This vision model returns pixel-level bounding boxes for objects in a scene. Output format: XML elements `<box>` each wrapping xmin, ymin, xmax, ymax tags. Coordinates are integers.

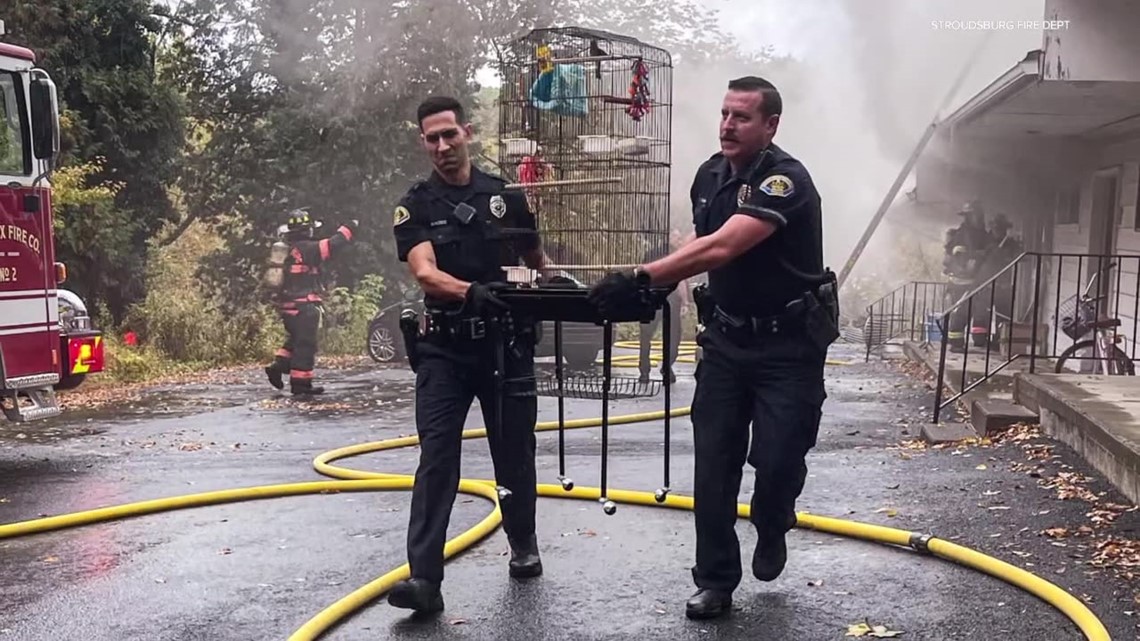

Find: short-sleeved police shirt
<box><xmin>690</xmin><ymin>143</ymin><xmax>824</xmax><ymax>318</ymax></box>
<box><xmin>392</xmin><ymin>166</ymin><xmax>539</xmax><ymax>308</ymax></box>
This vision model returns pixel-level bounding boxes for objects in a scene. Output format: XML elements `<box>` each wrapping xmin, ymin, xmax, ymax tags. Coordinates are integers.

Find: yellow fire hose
<box><xmin>0</xmin><ymin>341</ymin><xmax>1111</xmax><ymax>641</ymax></box>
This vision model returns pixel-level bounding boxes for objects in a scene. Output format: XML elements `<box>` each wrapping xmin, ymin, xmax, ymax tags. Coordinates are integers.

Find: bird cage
<box><xmin>495</xmin><ymin>26</ymin><xmax>673</xmax><ymax>285</ymax></box>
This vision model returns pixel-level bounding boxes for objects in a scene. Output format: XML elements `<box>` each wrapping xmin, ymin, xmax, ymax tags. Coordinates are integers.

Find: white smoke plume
<box><xmin>675</xmin><ymin>0</ymin><xmax>1044</xmax><ymax>297</ymax></box>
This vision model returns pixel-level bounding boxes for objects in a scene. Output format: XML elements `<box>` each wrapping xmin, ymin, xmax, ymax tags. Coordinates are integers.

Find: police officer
<box><xmin>588</xmin><ymin>76</ymin><xmax>835</xmax><ymax>620</ymax></box>
<box><xmin>387</xmin><ymin>96</ymin><xmax>547</xmax><ymax>615</ymax></box>
<box><xmin>264</xmin><ymin>209</ymin><xmax>356</xmax><ymax>395</ymax></box>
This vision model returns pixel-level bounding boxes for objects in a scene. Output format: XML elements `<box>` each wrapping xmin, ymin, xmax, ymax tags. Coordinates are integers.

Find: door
<box><xmin>0</xmin><ymin>67</ymin><xmax>56</xmax><ymax>384</ymax></box>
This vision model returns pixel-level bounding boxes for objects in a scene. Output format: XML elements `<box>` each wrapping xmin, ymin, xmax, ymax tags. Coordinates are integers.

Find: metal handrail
<box><xmin>931</xmin><ymin>251</ymin><xmax>1140</xmax><ymax>422</ymax></box>
<box><xmin>863</xmin><ymin>280</ymin><xmax>948</xmax><ymax>360</ymax></box>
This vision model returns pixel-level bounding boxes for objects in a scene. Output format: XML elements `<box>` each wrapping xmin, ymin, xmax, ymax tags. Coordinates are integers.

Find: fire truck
<box><xmin>1</xmin><ymin>20</ymin><xmax>104</xmax><ymax>422</ymax></box>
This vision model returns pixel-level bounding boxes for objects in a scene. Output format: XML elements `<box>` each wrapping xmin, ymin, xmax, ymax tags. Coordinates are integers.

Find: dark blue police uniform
<box><xmin>688</xmin><ymin>143</ymin><xmax>828</xmax><ymax>596</ymax></box>
<box><xmin>392</xmin><ymin>166</ymin><xmax>543</xmax><ymax>597</ymax></box>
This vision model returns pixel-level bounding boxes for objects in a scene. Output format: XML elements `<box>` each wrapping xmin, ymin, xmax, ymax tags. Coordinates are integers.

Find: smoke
<box><xmin>670</xmin><ymin>0</ymin><xmax>1044</xmax><ymax>294</ymax></box>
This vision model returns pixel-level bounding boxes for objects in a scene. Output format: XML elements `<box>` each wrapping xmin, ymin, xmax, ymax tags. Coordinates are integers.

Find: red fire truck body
<box><xmin>1</xmin><ymin>28</ymin><xmax>104</xmax><ymax>422</ymax></box>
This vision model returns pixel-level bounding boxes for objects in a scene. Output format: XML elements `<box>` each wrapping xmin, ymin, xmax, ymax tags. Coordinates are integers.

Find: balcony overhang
<box><xmin>938</xmin><ymin>49</ymin><xmax>1140</xmax><ymax>141</ymax></box>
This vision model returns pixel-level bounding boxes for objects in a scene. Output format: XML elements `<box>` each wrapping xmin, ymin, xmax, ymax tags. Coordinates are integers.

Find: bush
<box><xmin>318</xmin><ymin>274</ymin><xmax>386</xmax><ymax>357</ymax></box>
<box><xmin>116</xmin><ymin>220</ymin><xmax>282</xmax><ymax>369</ymax></box>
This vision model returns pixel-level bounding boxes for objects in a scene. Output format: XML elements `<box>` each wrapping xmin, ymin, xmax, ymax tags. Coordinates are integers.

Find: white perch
<box><xmin>546</xmin><ymin>54</ymin><xmax>632</xmax><ymax>64</ymax></box>
<box><xmin>504</xmin><ymin>177</ymin><xmax>623</xmax><ymax>189</ymax></box>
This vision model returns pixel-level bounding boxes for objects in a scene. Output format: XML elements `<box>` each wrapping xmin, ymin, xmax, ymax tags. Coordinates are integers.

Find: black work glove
<box><xmin>587</xmin><ymin>269</ymin><xmax>642</xmax><ymax>318</ymax></box>
<box><xmin>465</xmin><ymin>282</ymin><xmax>510</xmax><ymax>317</ymax></box>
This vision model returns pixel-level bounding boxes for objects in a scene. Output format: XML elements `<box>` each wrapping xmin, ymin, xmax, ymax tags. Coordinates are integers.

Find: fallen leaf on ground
<box><xmin>874</xmin><ymin>508</ymin><xmax>898</xmax><ymax>517</ymax></box>
<box><xmin>1090</xmin><ymin>537</ymin><xmax>1140</xmax><ymax>571</ymax></box>
<box><xmin>847</xmin><ymin>621</ymin><xmax>905</xmax><ymax>638</ymax></box>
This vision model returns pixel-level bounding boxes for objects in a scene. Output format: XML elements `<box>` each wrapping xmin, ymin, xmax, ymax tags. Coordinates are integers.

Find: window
<box><xmin>0</xmin><ymin>72</ymin><xmax>30</xmax><ymax>176</ymax></box>
<box><xmin>1056</xmin><ymin>184</ymin><xmax>1080</xmax><ymax>225</ymax></box>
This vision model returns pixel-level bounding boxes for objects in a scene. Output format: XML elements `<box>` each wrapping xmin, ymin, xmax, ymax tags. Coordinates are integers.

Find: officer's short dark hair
<box><xmin>416</xmin><ymin>96</ymin><xmax>467</xmax><ymax>129</ymax></box>
<box><xmin>727</xmin><ymin>76</ymin><xmax>782</xmax><ymax>118</ymax></box>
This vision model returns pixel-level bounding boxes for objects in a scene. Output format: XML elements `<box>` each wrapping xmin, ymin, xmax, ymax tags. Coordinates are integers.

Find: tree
<box><xmin>163</xmin><ymin>0</ymin><xmax>792</xmax><ymax>311</ymax></box>
<box><xmin>5</xmin><ymin>0</ymin><xmax>186</xmax><ymax>322</ymax></box>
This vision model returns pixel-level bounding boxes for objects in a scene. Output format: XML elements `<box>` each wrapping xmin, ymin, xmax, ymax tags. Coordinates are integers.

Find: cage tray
<box><xmin>533</xmin><ymin>372</ymin><xmax>661</xmax><ymax>400</ymax></box>
<box><xmin>498</xmin><ymin>285</ymin><xmax>671</xmax><ymax>324</ymax></box>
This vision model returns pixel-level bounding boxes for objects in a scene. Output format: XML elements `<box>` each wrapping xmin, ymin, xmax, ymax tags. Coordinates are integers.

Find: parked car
<box><xmin>366</xmin><ymin>277</ymin><xmax>610</xmax><ymax>370</ymax></box>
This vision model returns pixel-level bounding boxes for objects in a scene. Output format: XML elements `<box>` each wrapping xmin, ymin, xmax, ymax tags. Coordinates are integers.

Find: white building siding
<box><xmin>1044</xmin><ymin>0</ymin><xmax>1140</xmax><ymax>82</ymax></box>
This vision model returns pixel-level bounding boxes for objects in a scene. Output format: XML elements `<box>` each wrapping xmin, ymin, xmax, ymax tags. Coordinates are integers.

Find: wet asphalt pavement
<box><xmin>1</xmin><ymin>343</ymin><xmax>1138</xmax><ymax>641</ymax></box>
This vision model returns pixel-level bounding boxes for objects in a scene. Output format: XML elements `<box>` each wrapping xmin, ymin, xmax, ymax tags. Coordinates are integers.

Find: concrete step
<box><xmin>971</xmin><ymin>399</ymin><xmax>1040</xmax><ymax>436</ymax></box>
<box><xmin>1014</xmin><ymin>373</ymin><xmax>1140</xmax><ymax>505</ymax></box>
<box><xmin>921</xmin><ymin>422</ymin><xmax>979</xmax><ymax>445</ymax></box>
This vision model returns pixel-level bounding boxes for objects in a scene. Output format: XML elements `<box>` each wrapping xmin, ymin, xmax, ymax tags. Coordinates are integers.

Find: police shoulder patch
<box><xmin>393</xmin><ymin>205</ymin><xmax>411</xmax><ymax>226</ymax></box>
<box><xmin>758</xmin><ymin>174</ymin><xmax>795</xmax><ymax>198</ymax></box>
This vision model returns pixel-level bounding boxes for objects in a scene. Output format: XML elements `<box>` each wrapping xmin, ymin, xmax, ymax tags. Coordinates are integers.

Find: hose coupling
<box><xmin>908</xmin><ymin>532</ymin><xmax>934</xmax><ymax>555</ymax></box>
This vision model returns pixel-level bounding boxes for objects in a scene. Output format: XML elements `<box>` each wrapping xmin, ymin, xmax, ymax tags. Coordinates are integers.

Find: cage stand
<box><xmin>496</xmin><ymin>284</ymin><xmax>672</xmax><ymax>516</ymax></box>
<box><xmin>554</xmin><ymin>320</ymin><xmax>572</xmax><ymax>491</ymax></box>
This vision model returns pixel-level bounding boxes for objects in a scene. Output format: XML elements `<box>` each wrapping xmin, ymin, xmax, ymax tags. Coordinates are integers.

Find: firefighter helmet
<box><xmin>277</xmin><ymin>208</ymin><xmax>322</xmax><ymax>236</ymax></box>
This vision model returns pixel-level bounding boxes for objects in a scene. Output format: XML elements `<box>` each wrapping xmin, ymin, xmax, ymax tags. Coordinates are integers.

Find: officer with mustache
<box><xmin>588</xmin><ymin>76</ymin><xmax>836</xmax><ymax>619</ymax></box>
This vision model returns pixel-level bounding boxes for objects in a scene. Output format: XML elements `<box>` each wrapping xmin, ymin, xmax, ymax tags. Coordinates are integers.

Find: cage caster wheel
<box><xmin>600</xmin><ymin>498</ymin><xmax>617</xmax><ymax>515</ymax></box>
<box><xmin>496</xmin><ymin>486</ymin><xmax>513</xmax><ymax>502</ymax></box>
<box><xmin>558</xmin><ymin>476</ymin><xmax>574</xmax><ymax>492</ymax></box>
<box><xmin>654</xmin><ymin>487</ymin><xmax>670</xmax><ymax>503</ymax></box>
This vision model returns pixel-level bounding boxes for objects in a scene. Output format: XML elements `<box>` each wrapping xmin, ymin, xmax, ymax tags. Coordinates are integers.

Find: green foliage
<box><xmin>6</xmin><ymin>0</ymin><xmax>800</xmax><ymax>382</ymax></box>
<box><xmin>121</xmin><ymin>220</ymin><xmax>283</xmax><ymax>365</ymax></box>
<box><xmin>319</xmin><ymin>273</ymin><xmax>386</xmax><ymax>356</ymax></box>
<box><xmin>5</xmin><ymin>0</ymin><xmax>187</xmax><ymax>321</ymax></box>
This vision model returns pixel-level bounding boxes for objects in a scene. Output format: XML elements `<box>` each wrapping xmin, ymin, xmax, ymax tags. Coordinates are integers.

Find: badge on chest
<box><xmin>490</xmin><ymin>194</ymin><xmax>507</xmax><ymax>219</ymax></box>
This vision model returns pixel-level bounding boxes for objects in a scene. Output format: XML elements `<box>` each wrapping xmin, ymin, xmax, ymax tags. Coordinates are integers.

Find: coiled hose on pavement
<box><xmin>0</xmin><ymin>341</ymin><xmax>1111</xmax><ymax>641</ymax></box>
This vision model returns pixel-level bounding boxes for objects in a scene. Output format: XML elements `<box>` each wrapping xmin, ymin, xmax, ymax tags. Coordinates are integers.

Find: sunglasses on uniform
<box><xmin>423</xmin><ymin>128</ymin><xmax>462</xmax><ymax>144</ymax></box>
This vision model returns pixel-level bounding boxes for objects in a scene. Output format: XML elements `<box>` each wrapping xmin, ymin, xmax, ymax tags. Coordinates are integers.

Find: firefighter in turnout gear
<box><xmin>942</xmin><ymin>201</ymin><xmax>992</xmax><ymax>352</ymax></box>
<box><xmin>264</xmin><ymin>209</ymin><xmax>357</xmax><ymax>395</ymax></box>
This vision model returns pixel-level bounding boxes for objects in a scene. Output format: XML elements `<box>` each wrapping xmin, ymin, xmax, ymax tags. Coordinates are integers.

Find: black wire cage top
<box><xmin>495</xmin><ymin>26</ymin><xmax>674</xmax><ymax>285</ymax></box>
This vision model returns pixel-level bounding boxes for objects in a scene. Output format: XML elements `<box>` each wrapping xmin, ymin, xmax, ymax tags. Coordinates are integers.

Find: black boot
<box><xmin>290</xmin><ymin>378</ymin><xmax>325</xmax><ymax>396</ymax></box>
<box><xmin>752</xmin><ymin>530</ymin><xmax>788</xmax><ymax>581</ymax></box>
<box><xmin>387</xmin><ymin>578</ymin><xmax>444</xmax><ymax>615</ymax></box>
<box><xmin>685</xmin><ymin>588</ymin><xmax>732</xmax><ymax>620</ymax></box>
<box><xmin>264</xmin><ymin>357</ymin><xmax>289</xmax><ymax>390</ymax></box>
<box><xmin>508</xmin><ymin>534</ymin><xmax>543</xmax><ymax>578</ymax></box>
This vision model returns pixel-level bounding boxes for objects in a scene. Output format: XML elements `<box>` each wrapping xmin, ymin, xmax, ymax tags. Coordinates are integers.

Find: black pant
<box><xmin>690</xmin><ymin>319</ymin><xmax>826</xmax><ymax>592</ymax></box>
<box><xmin>276</xmin><ymin>304</ymin><xmax>321</xmax><ymax>378</ymax></box>
<box><xmin>406</xmin><ymin>331</ymin><xmax>538</xmax><ymax>584</ymax></box>
<box><xmin>639</xmin><ymin>291</ymin><xmax>682</xmax><ymax>376</ymax></box>
<box><xmin>944</xmin><ymin>282</ymin><xmax>978</xmax><ymax>349</ymax></box>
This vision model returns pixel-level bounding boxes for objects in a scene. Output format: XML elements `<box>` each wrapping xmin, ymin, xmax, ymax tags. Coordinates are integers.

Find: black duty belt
<box><xmin>712</xmin><ymin>304</ymin><xmax>806</xmax><ymax>337</ymax></box>
<box><xmin>426</xmin><ymin>312</ymin><xmax>488</xmax><ymax>341</ymax></box>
